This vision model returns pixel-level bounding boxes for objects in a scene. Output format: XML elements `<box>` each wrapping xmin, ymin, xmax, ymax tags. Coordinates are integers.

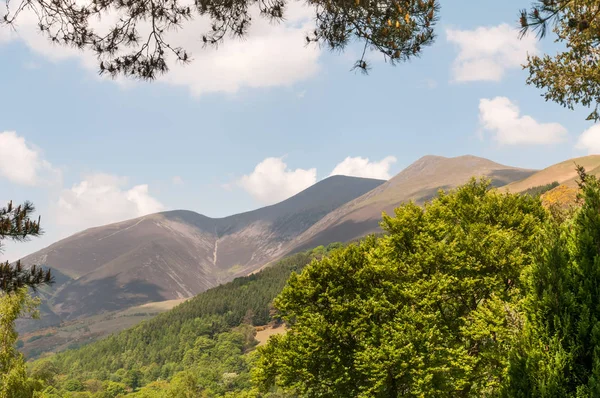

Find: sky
<box><xmin>1</xmin><ymin>0</ymin><xmax>599</xmax><ymax>261</ymax></box>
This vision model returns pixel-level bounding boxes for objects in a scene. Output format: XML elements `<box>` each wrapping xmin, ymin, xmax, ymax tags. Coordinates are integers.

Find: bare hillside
<box><xmin>20</xmin><ymin>175</ymin><xmax>385</xmax><ymax>321</ymax></box>
<box><xmin>280</xmin><ymin>155</ymin><xmax>536</xmax><ymax>254</ymax></box>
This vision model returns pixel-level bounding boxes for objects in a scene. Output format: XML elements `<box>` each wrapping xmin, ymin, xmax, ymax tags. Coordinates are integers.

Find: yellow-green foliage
<box><xmin>541</xmin><ymin>184</ymin><xmax>579</xmax><ymax>210</ymax></box>
<box><xmin>0</xmin><ymin>288</ymin><xmax>40</xmax><ymax>398</ymax></box>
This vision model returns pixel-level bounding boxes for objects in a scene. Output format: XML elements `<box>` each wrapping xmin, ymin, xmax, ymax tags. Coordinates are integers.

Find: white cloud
<box><xmin>0</xmin><ymin>3</ymin><xmax>320</xmax><ymax>96</ymax></box>
<box><xmin>329</xmin><ymin>156</ymin><xmax>397</xmax><ymax>179</ymax></box>
<box><xmin>172</xmin><ymin>176</ymin><xmax>184</xmax><ymax>185</ymax></box>
<box><xmin>56</xmin><ymin>173</ymin><xmax>164</xmax><ymax>231</ymax></box>
<box><xmin>576</xmin><ymin>125</ymin><xmax>600</xmax><ymax>154</ymax></box>
<box><xmin>446</xmin><ymin>24</ymin><xmax>538</xmax><ymax>82</ymax></box>
<box><xmin>238</xmin><ymin>157</ymin><xmax>316</xmax><ymax>205</ymax></box>
<box><xmin>0</xmin><ymin>131</ymin><xmax>60</xmax><ymax>186</ymax></box>
<box><xmin>479</xmin><ymin>97</ymin><xmax>567</xmax><ymax>145</ymax></box>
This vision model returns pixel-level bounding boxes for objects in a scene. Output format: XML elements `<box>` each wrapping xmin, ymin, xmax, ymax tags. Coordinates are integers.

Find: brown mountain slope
<box><xmin>21</xmin><ymin>175</ymin><xmax>385</xmax><ymax>320</ymax></box>
<box><xmin>279</xmin><ymin>155</ymin><xmax>536</xmax><ymax>254</ymax></box>
<box><xmin>504</xmin><ymin>155</ymin><xmax>600</xmax><ymax>192</ymax></box>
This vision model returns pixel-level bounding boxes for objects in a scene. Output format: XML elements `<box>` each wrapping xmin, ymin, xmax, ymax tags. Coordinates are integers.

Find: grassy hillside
<box><xmin>282</xmin><ymin>155</ymin><xmax>535</xmax><ymax>254</ymax></box>
<box><xmin>504</xmin><ymin>155</ymin><xmax>600</xmax><ymax>193</ymax></box>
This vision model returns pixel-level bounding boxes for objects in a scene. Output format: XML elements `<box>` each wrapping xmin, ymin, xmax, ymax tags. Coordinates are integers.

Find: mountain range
<box><xmin>18</xmin><ymin>154</ymin><xmax>600</xmax><ymax>346</ymax></box>
<box><xmin>21</xmin><ymin>175</ymin><xmax>384</xmax><ymax>322</ymax></box>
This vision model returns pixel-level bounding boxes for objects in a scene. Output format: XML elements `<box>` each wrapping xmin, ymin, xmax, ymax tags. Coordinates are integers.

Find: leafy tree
<box><xmin>505</xmin><ymin>166</ymin><xmax>600</xmax><ymax>397</ymax></box>
<box><xmin>254</xmin><ymin>179</ymin><xmax>547</xmax><ymax>397</ymax></box>
<box><xmin>29</xmin><ymin>359</ymin><xmax>60</xmax><ymax>387</ymax></box>
<box><xmin>33</xmin><ymin>386</ymin><xmax>62</xmax><ymax>398</ymax></box>
<box><xmin>64</xmin><ymin>379</ymin><xmax>85</xmax><ymax>392</ymax></box>
<box><xmin>0</xmin><ymin>201</ymin><xmax>53</xmax><ymax>293</ymax></box>
<box><xmin>0</xmin><ymin>287</ymin><xmax>41</xmax><ymax>398</ymax></box>
<box><xmin>167</xmin><ymin>371</ymin><xmax>200</xmax><ymax>398</ymax></box>
<box><xmin>1</xmin><ymin>0</ymin><xmax>439</xmax><ymax>79</ymax></box>
<box><xmin>0</xmin><ymin>200</ymin><xmax>54</xmax><ymax>397</ymax></box>
<box><xmin>103</xmin><ymin>381</ymin><xmax>128</xmax><ymax>397</ymax></box>
<box><xmin>520</xmin><ymin>0</ymin><xmax>600</xmax><ymax>121</ymax></box>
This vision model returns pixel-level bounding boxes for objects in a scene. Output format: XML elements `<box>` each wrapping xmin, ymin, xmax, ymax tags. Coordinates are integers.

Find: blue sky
<box><xmin>0</xmin><ymin>0</ymin><xmax>598</xmax><ymax>260</ymax></box>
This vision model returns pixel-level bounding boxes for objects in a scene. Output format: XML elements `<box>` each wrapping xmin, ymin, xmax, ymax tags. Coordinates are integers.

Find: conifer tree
<box><xmin>0</xmin><ymin>0</ymin><xmax>439</xmax><ymax>79</ymax></box>
<box><xmin>520</xmin><ymin>0</ymin><xmax>600</xmax><ymax>121</ymax></box>
<box><xmin>0</xmin><ymin>201</ymin><xmax>53</xmax><ymax>294</ymax></box>
<box><xmin>505</xmin><ymin>166</ymin><xmax>600</xmax><ymax>397</ymax></box>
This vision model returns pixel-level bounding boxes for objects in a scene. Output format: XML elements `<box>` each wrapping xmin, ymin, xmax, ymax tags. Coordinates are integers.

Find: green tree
<box><xmin>520</xmin><ymin>0</ymin><xmax>600</xmax><ymax>121</ymax></box>
<box><xmin>103</xmin><ymin>381</ymin><xmax>128</xmax><ymax>397</ymax></box>
<box><xmin>63</xmin><ymin>379</ymin><xmax>85</xmax><ymax>392</ymax></box>
<box><xmin>254</xmin><ymin>179</ymin><xmax>547</xmax><ymax>397</ymax></box>
<box><xmin>29</xmin><ymin>359</ymin><xmax>60</xmax><ymax>387</ymax></box>
<box><xmin>0</xmin><ymin>287</ymin><xmax>41</xmax><ymax>398</ymax></box>
<box><xmin>0</xmin><ymin>200</ymin><xmax>53</xmax><ymax>397</ymax></box>
<box><xmin>167</xmin><ymin>371</ymin><xmax>200</xmax><ymax>398</ymax></box>
<box><xmin>505</xmin><ymin>166</ymin><xmax>600</xmax><ymax>397</ymax></box>
<box><xmin>33</xmin><ymin>386</ymin><xmax>62</xmax><ymax>398</ymax></box>
<box><xmin>0</xmin><ymin>201</ymin><xmax>53</xmax><ymax>293</ymax></box>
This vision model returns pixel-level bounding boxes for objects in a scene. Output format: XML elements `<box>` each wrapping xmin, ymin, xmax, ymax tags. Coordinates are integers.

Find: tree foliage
<box><xmin>504</xmin><ymin>166</ymin><xmax>600</xmax><ymax>397</ymax></box>
<box><xmin>1</xmin><ymin>0</ymin><xmax>439</xmax><ymax>79</ymax></box>
<box><xmin>0</xmin><ymin>288</ymin><xmax>41</xmax><ymax>398</ymax></box>
<box><xmin>520</xmin><ymin>0</ymin><xmax>600</xmax><ymax>121</ymax></box>
<box><xmin>254</xmin><ymin>179</ymin><xmax>547</xmax><ymax>397</ymax></box>
<box><xmin>0</xmin><ymin>201</ymin><xmax>53</xmax><ymax>294</ymax></box>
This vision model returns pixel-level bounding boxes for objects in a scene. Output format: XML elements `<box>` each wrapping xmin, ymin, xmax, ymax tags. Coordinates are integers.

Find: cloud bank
<box><xmin>479</xmin><ymin>97</ymin><xmax>567</xmax><ymax>145</ymax></box>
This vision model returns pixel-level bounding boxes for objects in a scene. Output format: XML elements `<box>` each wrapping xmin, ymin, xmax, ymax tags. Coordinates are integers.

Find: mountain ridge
<box><xmin>274</xmin><ymin>154</ymin><xmax>536</xmax><ymax>256</ymax></box>
<box><xmin>20</xmin><ymin>175</ymin><xmax>385</xmax><ymax>321</ymax></box>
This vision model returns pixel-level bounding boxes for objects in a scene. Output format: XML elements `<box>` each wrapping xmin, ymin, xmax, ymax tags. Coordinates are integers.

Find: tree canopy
<box><xmin>504</xmin><ymin>166</ymin><xmax>600</xmax><ymax>397</ymax></box>
<box><xmin>0</xmin><ymin>288</ymin><xmax>42</xmax><ymax>398</ymax></box>
<box><xmin>254</xmin><ymin>179</ymin><xmax>548</xmax><ymax>397</ymax></box>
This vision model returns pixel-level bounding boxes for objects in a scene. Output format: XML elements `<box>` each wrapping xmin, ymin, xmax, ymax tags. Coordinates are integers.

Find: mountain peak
<box><xmin>20</xmin><ymin>175</ymin><xmax>384</xmax><ymax>321</ymax></box>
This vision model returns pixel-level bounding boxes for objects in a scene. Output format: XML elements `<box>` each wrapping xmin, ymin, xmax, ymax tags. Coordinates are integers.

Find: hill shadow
<box><xmin>54</xmin><ymin>275</ymin><xmax>165</xmax><ymax>320</ymax></box>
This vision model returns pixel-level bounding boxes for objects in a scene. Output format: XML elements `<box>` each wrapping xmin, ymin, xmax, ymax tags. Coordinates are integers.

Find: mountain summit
<box><xmin>21</xmin><ymin>175</ymin><xmax>384</xmax><ymax>321</ymax></box>
<box><xmin>280</xmin><ymin>155</ymin><xmax>536</xmax><ymax>253</ymax></box>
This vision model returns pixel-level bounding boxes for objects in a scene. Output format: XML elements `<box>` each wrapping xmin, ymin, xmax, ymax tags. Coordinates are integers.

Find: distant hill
<box><xmin>20</xmin><ymin>175</ymin><xmax>384</xmax><ymax>321</ymax></box>
<box><xmin>500</xmin><ymin>155</ymin><xmax>600</xmax><ymax>211</ymax></box>
<box><xmin>504</xmin><ymin>155</ymin><xmax>600</xmax><ymax>193</ymax></box>
<box><xmin>279</xmin><ymin>155</ymin><xmax>536</xmax><ymax>254</ymax></box>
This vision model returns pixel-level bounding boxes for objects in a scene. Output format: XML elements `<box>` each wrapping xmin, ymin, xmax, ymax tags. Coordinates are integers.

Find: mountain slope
<box><xmin>504</xmin><ymin>155</ymin><xmax>600</xmax><ymax>192</ymax></box>
<box><xmin>21</xmin><ymin>175</ymin><xmax>384</xmax><ymax>320</ymax></box>
<box><xmin>280</xmin><ymin>155</ymin><xmax>536</xmax><ymax>254</ymax></box>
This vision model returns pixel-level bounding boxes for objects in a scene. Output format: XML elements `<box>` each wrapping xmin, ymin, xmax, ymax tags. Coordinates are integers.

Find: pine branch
<box><xmin>0</xmin><ymin>260</ymin><xmax>54</xmax><ymax>293</ymax></box>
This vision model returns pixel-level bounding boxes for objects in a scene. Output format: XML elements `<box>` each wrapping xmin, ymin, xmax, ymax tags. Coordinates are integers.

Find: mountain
<box><xmin>278</xmin><ymin>155</ymin><xmax>536</xmax><ymax>254</ymax></box>
<box><xmin>20</xmin><ymin>175</ymin><xmax>385</xmax><ymax>320</ymax></box>
<box><xmin>504</xmin><ymin>155</ymin><xmax>600</xmax><ymax>192</ymax></box>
